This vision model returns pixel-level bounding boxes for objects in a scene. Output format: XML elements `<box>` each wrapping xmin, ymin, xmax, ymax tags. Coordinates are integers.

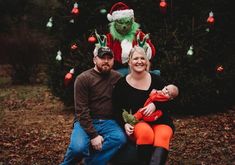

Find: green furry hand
<box><xmin>122</xmin><ymin>109</ymin><xmax>139</xmax><ymax>126</ymax></box>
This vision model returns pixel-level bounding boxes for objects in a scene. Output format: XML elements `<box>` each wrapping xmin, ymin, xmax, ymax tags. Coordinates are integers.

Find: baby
<box><xmin>123</xmin><ymin>84</ymin><xmax>179</xmax><ymax>125</ymax></box>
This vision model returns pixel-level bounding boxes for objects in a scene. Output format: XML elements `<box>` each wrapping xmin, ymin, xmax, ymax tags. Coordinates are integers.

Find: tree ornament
<box><xmin>207</xmin><ymin>11</ymin><xmax>215</xmax><ymax>24</ymax></box>
<box><xmin>159</xmin><ymin>0</ymin><xmax>167</xmax><ymax>14</ymax></box>
<box><xmin>216</xmin><ymin>65</ymin><xmax>224</xmax><ymax>73</ymax></box>
<box><xmin>100</xmin><ymin>8</ymin><xmax>107</xmax><ymax>14</ymax></box>
<box><xmin>71</xmin><ymin>43</ymin><xmax>78</xmax><ymax>50</ymax></box>
<box><xmin>69</xmin><ymin>19</ymin><xmax>75</xmax><ymax>23</ymax></box>
<box><xmin>160</xmin><ymin>0</ymin><xmax>167</xmax><ymax>8</ymax></box>
<box><xmin>71</xmin><ymin>2</ymin><xmax>79</xmax><ymax>14</ymax></box>
<box><xmin>88</xmin><ymin>36</ymin><xmax>97</xmax><ymax>43</ymax></box>
<box><xmin>46</xmin><ymin>17</ymin><xmax>53</xmax><ymax>28</ymax></box>
<box><xmin>64</xmin><ymin>68</ymin><xmax>74</xmax><ymax>86</ymax></box>
<box><xmin>187</xmin><ymin>45</ymin><xmax>194</xmax><ymax>56</ymax></box>
<box><xmin>55</xmin><ymin>50</ymin><xmax>62</xmax><ymax>61</ymax></box>
<box><xmin>205</xmin><ymin>28</ymin><xmax>210</xmax><ymax>32</ymax></box>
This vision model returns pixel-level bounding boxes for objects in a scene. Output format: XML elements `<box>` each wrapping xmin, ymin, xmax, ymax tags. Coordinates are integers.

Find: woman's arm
<box><xmin>112</xmin><ymin>78</ymin><xmax>127</xmax><ymax>127</ymax></box>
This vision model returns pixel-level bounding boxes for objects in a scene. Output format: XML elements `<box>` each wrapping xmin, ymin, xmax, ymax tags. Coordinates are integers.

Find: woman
<box><xmin>113</xmin><ymin>46</ymin><xmax>175</xmax><ymax>165</ymax></box>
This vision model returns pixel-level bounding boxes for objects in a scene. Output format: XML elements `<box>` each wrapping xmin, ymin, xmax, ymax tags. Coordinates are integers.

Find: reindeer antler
<box><xmin>137</xmin><ymin>32</ymin><xmax>150</xmax><ymax>48</ymax></box>
<box><xmin>95</xmin><ymin>29</ymin><xmax>107</xmax><ymax>47</ymax></box>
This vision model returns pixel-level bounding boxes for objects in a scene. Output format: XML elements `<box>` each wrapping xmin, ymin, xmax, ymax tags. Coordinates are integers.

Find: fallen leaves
<box><xmin>169</xmin><ymin>109</ymin><xmax>235</xmax><ymax>165</ymax></box>
<box><xmin>0</xmin><ymin>85</ymin><xmax>234</xmax><ymax>165</ymax></box>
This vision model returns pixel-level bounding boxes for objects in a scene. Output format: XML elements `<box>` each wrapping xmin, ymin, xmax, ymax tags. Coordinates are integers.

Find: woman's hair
<box><xmin>128</xmin><ymin>46</ymin><xmax>150</xmax><ymax>71</ymax></box>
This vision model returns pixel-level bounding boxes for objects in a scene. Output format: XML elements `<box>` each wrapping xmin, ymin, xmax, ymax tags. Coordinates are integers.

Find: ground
<box><xmin>0</xmin><ymin>85</ymin><xmax>234</xmax><ymax>165</ymax></box>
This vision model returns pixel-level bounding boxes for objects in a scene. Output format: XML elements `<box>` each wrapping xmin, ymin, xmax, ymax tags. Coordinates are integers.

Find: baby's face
<box><xmin>162</xmin><ymin>85</ymin><xmax>178</xmax><ymax>99</ymax></box>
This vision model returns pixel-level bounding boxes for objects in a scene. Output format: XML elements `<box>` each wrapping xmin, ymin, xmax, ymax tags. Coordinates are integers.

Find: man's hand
<box><xmin>90</xmin><ymin>135</ymin><xmax>104</xmax><ymax>151</ymax></box>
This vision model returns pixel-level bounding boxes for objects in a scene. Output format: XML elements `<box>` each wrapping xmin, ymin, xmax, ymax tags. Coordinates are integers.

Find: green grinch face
<box><xmin>114</xmin><ymin>17</ymin><xmax>133</xmax><ymax>35</ymax></box>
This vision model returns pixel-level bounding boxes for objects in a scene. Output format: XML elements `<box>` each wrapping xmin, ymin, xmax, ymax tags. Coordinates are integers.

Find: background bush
<box><xmin>0</xmin><ymin>0</ymin><xmax>234</xmax><ymax>114</ymax></box>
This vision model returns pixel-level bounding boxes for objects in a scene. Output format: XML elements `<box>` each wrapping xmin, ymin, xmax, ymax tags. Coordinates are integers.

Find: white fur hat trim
<box><xmin>107</xmin><ymin>9</ymin><xmax>134</xmax><ymax>22</ymax></box>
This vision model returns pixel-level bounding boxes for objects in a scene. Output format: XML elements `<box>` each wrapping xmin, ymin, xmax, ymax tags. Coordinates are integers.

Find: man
<box><xmin>60</xmin><ymin>47</ymin><xmax>127</xmax><ymax>165</ymax></box>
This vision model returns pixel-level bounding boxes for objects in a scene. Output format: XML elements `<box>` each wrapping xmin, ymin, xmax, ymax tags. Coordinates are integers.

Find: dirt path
<box><xmin>0</xmin><ymin>85</ymin><xmax>234</xmax><ymax>165</ymax></box>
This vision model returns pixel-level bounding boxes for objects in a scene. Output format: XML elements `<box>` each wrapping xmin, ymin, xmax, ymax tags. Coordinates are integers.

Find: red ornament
<box><xmin>88</xmin><ymin>36</ymin><xmax>97</xmax><ymax>43</ymax></box>
<box><xmin>216</xmin><ymin>65</ymin><xmax>224</xmax><ymax>73</ymax></box>
<box><xmin>64</xmin><ymin>73</ymin><xmax>73</xmax><ymax>86</ymax></box>
<box><xmin>207</xmin><ymin>11</ymin><xmax>215</xmax><ymax>24</ymax></box>
<box><xmin>64</xmin><ymin>69</ymin><xmax>74</xmax><ymax>86</ymax></box>
<box><xmin>207</xmin><ymin>17</ymin><xmax>215</xmax><ymax>24</ymax></box>
<box><xmin>159</xmin><ymin>0</ymin><xmax>167</xmax><ymax>14</ymax></box>
<box><xmin>71</xmin><ymin>3</ymin><xmax>79</xmax><ymax>14</ymax></box>
<box><xmin>65</xmin><ymin>72</ymin><xmax>73</xmax><ymax>80</ymax></box>
<box><xmin>160</xmin><ymin>0</ymin><xmax>167</xmax><ymax>8</ymax></box>
<box><xmin>71</xmin><ymin>44</ymin><xmax>78</xmax><ymax>50</ymax></box>
<box><xmin>71</xmin><ymin>7</ymin><xmax>79</xmax><ymax>14</ymax></box>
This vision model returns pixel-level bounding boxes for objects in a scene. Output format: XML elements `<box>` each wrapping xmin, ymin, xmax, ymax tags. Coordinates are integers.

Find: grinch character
<box><xmin>106</xmin><ymin>2</ymin><xmax>158</xmax><ymax>75</ymax></box>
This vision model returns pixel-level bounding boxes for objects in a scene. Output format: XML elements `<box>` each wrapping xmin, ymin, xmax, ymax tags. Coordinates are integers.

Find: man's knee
<box><xmin>117</xmin><ymin>131</ymin><xmax>127</xmax><ymax>144</ymax></box>
<box><xmin>113</xmin><ymin>131</ymin><xmax>127</xmax><ymax>147</ymax></box>
<box><xmin>69</xmin><ymin>141</ymin><xmax>89</xmax><ymax>157</ymax></box>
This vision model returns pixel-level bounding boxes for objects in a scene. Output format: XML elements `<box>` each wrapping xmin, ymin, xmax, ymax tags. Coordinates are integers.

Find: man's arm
<box><xmin>74</xmin><ymin>74</ymin><xmax>98</xmax><ymax>139</ymax></box>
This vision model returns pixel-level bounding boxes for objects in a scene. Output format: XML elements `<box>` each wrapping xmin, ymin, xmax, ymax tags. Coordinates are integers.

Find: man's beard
<box><xmin>96</xmin><ymin>64</ymin><xmax>112</xmax><ymax>74</ymax></box>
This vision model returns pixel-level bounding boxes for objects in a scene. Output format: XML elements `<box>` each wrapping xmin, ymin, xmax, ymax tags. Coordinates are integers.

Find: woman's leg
<box><xmin>152</xmin><ymin>124</ymin><xmax>173</xmax><ymax>150</ymax></box>
<box><xmin>149</xmin><ymin>124</ymin><xmax>173</xmax><ymax>165</ymax></box>
<box><xmin>134</xmin><ymin>122</ymin><xmax>155</xmax><ymax>165</ymax></box>
<box><xmin>134</xmin><ymin>121</ymin><xmax>154</xmax><ymax>145</ymax></box>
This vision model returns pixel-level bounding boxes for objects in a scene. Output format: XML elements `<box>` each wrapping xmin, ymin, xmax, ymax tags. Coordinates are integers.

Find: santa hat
<box><xmin>107</xmin><ymin>2</ymin><xmax>134</xmax><ymax>22</ymax></box>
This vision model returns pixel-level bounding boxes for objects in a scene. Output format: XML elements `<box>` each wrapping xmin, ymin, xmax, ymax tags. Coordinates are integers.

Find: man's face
<box><xmin>114</xmin><ymin>17</ymin><xmax>133</xmax><ymax>35</ymax></box>
<box><xmin>94</xmin><ymin>55</ymin><xmax>114</xmax><ymax>74</ymax></box>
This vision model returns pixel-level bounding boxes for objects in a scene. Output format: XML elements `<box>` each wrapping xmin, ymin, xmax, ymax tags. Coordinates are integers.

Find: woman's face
<box><xmin>129</xmin><ymin>51</ymin><xmax>148</xmax><ymax>73</ymax></box>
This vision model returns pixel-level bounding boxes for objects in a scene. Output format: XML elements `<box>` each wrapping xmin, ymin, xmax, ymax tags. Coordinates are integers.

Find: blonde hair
<box><xmin>128</xmin><ymin>46</ymin><xmax>150</xmax><ymax>71</ymax></box>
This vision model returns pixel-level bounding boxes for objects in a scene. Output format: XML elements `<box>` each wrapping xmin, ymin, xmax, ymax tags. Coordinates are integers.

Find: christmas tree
<box><xmin>46</xmin><ymin>0</ymin><xmax>235</xmax><ymax>114</ymax></box>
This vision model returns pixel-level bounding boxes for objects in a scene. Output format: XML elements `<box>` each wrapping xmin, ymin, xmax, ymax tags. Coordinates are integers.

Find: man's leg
<box><xmin>60</xmin><ymin>122</ymin><xmax>90</xmax><ymax>165</ymax></box>
<box><xmin>84</xmin><ymin>119</ymin><xmax>127</xmax><ymax>165</ymax></box>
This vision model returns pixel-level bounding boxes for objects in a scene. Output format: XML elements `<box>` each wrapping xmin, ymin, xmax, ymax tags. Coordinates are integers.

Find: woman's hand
<box><xmin>124</xmin><ymin>123</ymin><xmax>134</xmax><ymax>136</ymax></box>
<box><xmin>139</xmin><ymin>102</ymin><xmax>156</xmax><ymax>116</ymax></box>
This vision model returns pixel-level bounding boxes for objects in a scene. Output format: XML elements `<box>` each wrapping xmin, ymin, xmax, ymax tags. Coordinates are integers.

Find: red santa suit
<box><xmin>106</xmin><ymin>30</ymin><xmax>156</xmax><ymax>70</ymax></box>
<box><xmin>106</xmin><ymin>2</ymin><xmax>156</xmax><ymax>70</ymax></box>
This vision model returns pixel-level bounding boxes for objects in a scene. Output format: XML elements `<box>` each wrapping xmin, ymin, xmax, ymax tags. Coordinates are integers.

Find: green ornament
<box><xmin>100</xmin><ymin>8</ymin><xmax>107</xmax><ymax>14</ymax></box>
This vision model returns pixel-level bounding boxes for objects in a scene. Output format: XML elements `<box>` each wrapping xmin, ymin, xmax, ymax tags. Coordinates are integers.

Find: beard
<box><xmin>96</xmin><ymin>63</ymin><xmax>112</xmax><ymax>74</ymax></box>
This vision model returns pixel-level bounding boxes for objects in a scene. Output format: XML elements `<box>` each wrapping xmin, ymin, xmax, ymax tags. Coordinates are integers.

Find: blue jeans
<box><xmin>60</xmin><ymin>120</ymin><xmax>127</xmax><ymax>165</ymax></box>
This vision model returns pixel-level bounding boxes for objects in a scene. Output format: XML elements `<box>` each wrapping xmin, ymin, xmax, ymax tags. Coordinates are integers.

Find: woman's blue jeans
<box><xmin>60</xmin><ymin>120</ymin><xmax>127</xmax><ymax>165</ymax></box>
